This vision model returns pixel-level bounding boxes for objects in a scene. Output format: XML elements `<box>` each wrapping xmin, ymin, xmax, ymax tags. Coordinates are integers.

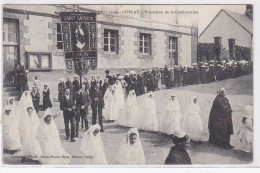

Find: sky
<box><xmin>198</xmin><ymin>5</ymin><xmax>247</xmax><ymax>35</ymax></box>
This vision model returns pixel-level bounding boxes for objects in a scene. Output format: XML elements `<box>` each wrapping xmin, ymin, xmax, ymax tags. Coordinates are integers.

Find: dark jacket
<box><xmin>60</xmin><ymin>94</ymin><xmax>76</xmax><ymax>116</ymax></box>
<box><xmin>76</xmin><ymin>91</ymin><xmax>91</xmax><ymax>114</ymax></box>
<box><xmin>72</xmin><ymin>80</ymin><xmax>80</xmax><ymax>93</ymax></box>
<box><xmin>89</xmin><ymin>87</ymin><xmax>105</xmax><ymax>109</ymax></box>
<box><xmin>165</xmin><ymin>145</ymin><xmax>192</xmax><ymax>165</ymax></box>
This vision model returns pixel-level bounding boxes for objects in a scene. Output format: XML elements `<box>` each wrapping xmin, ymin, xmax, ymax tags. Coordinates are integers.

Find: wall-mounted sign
<box><xmin>60</xmin><ymin>12</ymin><xmax>97</xmax><ymax>63</ymax></box>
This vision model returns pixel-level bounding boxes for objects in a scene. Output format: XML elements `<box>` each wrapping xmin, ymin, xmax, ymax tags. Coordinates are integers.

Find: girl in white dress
<box><xmin>159</xmin><ymin>94</ymin><xmax>182</xmax><ymax>135</ymax></box>
<box><xmin>237</xmin><ymin>105</ymin><xmax>253</xmax><ymax>153</ymax></box>
<box><xmin>3</xmin><ymin>105</ymin><xmax>22</xmax><ymax>153</ymax></box>
<box><xmin>181</xmin><ymin>96</ymin><xmax>203</xmax><ymax>142</ymax></box>
<box><xmin>114</xmin><ymin>80</ymin><xmax>125</xmax><ymax>109</ymax></box>
<box><xmin>117</xmin><ymin>90</ymin><xmax>138</xmax><ymax>127</ymax></box>
<box><xmin>19</xmin><ymin>106</ymin><xmax>42</xmax><ymax>163</ymax></box>
<box><xmin>6</xmin><ymin>97</ymin><xmax>18</xmax><ymax>120</ymax></box>
<box><xmin>137</xmin><ymin>92</ymin><xmax>158</xmax><ymax>132</ymax></box>
<box><xmin>80</xmin><ymin>124</ymin><xmax>107</xmax><ymax>165</ymax></box>
<box><xmin>37</xmin><ymin>108</ymin><xmax>71</xmax><ymax>164</ymax></box>
<box><xmin>103</xmin><ymin>86</ymin><xmax>119</xmax><ymax>121</ymax></box>
<box><xmin>116</xmin><ymin>128</ymin><xmax>145</xmax><ymax>165</ymax></box>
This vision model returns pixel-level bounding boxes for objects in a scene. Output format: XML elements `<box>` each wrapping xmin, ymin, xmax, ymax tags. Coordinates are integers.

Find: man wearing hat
<box><xmin>208</xmin><ymin>88</ymin><xmax>234</xmax><ymax>149</ymax></box>
<box><xmin>105</xmin><ymin>70</ymin><xmax>113</xmax><ymax>85</ymax></box>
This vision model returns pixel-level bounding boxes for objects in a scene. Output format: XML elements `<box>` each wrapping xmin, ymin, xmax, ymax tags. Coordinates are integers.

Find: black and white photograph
<box><xmin>1</xmin><ymin>3</ymin><xmax>257</xmax><ymax>167</ymax></box>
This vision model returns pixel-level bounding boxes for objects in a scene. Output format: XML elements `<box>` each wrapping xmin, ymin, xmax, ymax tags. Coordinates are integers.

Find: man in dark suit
<box><xmin>89</xmin><ymin>83</ymin><xmax>105</xmax><ymax>132</ymax></box>
<box><xmin>60</xmin><ymin>88</ymin><xmax>76</xmax><ymax>142</ymax></box>
<box><xmin>65</xmin><ymin>77</ymin><xmax>73</xmax><ymax>92</ymax></box>
<box><xmin>72</xmin><ymin>76</ymin><xmax>80</xmax><ymax>96</ymax></box>
<box><xmin>31</xmin><ymin>86</ymin><xmax>40</xmax><ymax>113</ymax></box>
<box><xmin>75</xmin><ymin>84</ymin><xmax>91</xmax><ymax>136</ymax></box>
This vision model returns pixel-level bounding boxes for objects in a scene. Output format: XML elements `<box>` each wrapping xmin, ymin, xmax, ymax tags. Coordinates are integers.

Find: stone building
<box><xmin>3</xmin><ymin>4</ymin><xmax>198</xmax><ymax>77</ymax></box>
<box><xmin>199</xmin><ymin>5</ymin><xmax>253</xmax><ymax>61</ymax></box>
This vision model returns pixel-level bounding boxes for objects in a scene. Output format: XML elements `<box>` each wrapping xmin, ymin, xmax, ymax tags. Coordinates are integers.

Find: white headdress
<box><xmin>115</xmin><ymin>128</ymin><xmax>145</xmax><ymax>165</ymax></box>
<box><xmin>80</xmin><ymin>124</ymin><xmax>107</xmax><ymax>165</ymax></box>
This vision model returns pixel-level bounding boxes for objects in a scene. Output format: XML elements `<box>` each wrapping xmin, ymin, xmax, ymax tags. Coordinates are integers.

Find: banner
<box><xmin>60</xmin><ymin>12</ymin><xmax>97</xmax><ymax>62</ymax></box>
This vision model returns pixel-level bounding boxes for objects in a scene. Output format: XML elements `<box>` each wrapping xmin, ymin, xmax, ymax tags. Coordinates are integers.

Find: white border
<box><xmin>0</xmin><ymin>0</ymin><xmax>260</xmax><ymax>171</ymax></box>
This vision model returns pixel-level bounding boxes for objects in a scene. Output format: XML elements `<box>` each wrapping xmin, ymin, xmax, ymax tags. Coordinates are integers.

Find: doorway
<box><xmin>3</xmin><ymin>18</ymin><xmax>20</xmax><ymax>80</ymax></box>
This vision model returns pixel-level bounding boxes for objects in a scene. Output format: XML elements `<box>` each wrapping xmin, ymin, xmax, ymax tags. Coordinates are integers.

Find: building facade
<box><xmin>3</xmin><ymin>5</ymin><xmax>198</xmax><ymax>76</ymax></box>
<box><xmin>199</xmin><ymin>7</ymin><xmax>253</xmax><ymax>61</ymax></box>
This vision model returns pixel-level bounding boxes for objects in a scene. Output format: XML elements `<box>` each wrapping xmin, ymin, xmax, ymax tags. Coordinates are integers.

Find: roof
<box><xmin>199</xmin><ymin>9</ymin><xmax>253</xmax><ymax>37</ymax></box>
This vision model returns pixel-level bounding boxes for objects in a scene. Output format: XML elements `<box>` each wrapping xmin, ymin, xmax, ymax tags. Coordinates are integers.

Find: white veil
<box><xmin>3</xmin><ymin>105</ymin><xmax>22</xmax><ymax>151</ymax></box>
<box><xmin>159</xmin><ymin>94</ymin><xmax>181</xmax><ymax>134</ymax></box>
<box><xmin>18</xmin><ymin>91</ymin><xmax>42</xmax><ymax>160</ymax></box>
<box><xmin>80</xmin><ymin>124</ymin><xmax>107</xmax><ymax>165</ymax></box>
<box><xmin>115</xmin><ymin>128</ymin><xmax>145</xmax><ymax>165</ymax></box>
<box><xmin>37</xmin><ymin>108</ymin><xmax>71</xmax><ymax>164</ymax></box>
<box><xmin>181</xmin><ymin>96</ymin><xmax>203</xmax><ymax>141</ymax></box>
<box><xmin>115</xmin><ymin>80</ymin><xmax>125</xmax><ymax>109</ymax></box>
<box><xmin>6</xmin><ymin>97</ymin><xmax>18</xmax><ymax>120</ymax></box>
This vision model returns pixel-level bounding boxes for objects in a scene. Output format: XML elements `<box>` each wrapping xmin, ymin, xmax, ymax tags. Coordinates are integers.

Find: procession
<box><xmin>2</xmin><ymin>4</ymin><xmax>254</xmax><ymax>166</ymax></box>
<box><xmin>3</xmin><ymin>61</ymin><xmax>253</xmax><ymax>165</ymax></box>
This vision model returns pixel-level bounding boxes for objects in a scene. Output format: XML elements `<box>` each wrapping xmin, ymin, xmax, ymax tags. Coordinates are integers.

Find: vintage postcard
<box><xmin>1</xmin><ymin>3</ymin><xmax>255</xmax><ymax>166</ymax></box>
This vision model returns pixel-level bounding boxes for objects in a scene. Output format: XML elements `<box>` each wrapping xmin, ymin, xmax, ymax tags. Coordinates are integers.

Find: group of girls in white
<box><xmin>3</xmin><ymin>85</ymin><xmax>253</xmax><ymax>165</ymax></box>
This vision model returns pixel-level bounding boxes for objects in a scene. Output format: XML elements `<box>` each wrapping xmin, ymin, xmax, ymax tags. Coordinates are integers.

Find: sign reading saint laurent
<box><xmin>60</xmin><ymin>12</ymin><xmax>97</xmax><ymax>61</ymax></box>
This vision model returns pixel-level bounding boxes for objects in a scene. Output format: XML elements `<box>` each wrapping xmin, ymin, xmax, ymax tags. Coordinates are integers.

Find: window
<box><xmin>3</xmin><ymin>19</ymin><xmax>19</xmax><ymax>76</ymax></box>
<box><xmin>57</xmin><ymin>23</ymin><xmax>63</xmax><ymax>50</ymax></box>
<box><xmin>169</xmin><ymin>37</ymin><xmax>178</xmax><ymax>65</ymax></box>
<box><xmin>139</xmin><ymin>33</ymin><xmax>151</xmax><ymax>54</ymax></box>
<box><xmin>27</xmin><ymin>52</ymin><xmax>52</xmax><ymax>71</ymax></box>
<box><xmin>104</xmin><ymin>29</ymin><xmax>118</xmax><ymax>53</ymax></box>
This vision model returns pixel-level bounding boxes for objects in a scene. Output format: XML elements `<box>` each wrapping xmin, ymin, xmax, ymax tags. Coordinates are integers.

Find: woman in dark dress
<box><xmin>42</xmin><ymin>84</ymin><xmax>53</xmax><ymax>111</ymax></box>
<box><xmin>165</xmin><ymin>132</ymin><xmax>192</xmax><ymax>165</ymax></box>
<box><xmin>208</xmin><ymin>88</ymin><xmax>234</xmax><ymax>149</ymax></box>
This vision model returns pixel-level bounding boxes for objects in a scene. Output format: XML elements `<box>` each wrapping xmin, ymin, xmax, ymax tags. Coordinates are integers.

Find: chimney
<box><xmin>214</xmin><ymin>37</ymin><xmax>222</xmax><ymax>61</ymax></box>
<box><xmin>228</xmin><ymin>38</ymin><xmax>236</xmax><ymax>60</ymax></box>
<box><xmin>245</xmin><ymin>4</ymin><xmax>253</xmax><ymax>20</ymax></box>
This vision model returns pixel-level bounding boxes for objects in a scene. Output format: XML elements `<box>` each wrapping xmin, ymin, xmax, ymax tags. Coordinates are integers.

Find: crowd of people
<box><xmin>162</xmin><ymin>60</ymin><xmax>252</xmax><ymax>88</ymax></box>
<box><xmin>3</xmin><ymin>59</ymin><xmax>253</xmax><ymax>165</ymax></box>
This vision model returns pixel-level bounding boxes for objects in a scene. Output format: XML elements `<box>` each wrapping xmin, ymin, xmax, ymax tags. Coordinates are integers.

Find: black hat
<box><xmin>105</xmin><ymin>70</ymin><xmax>110</xmax><ymax>74</ymax></box>
<box><xmin>171</xmin><ymin>134</ymin><xmax>190</xmax><ymax>144</ymax></box>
